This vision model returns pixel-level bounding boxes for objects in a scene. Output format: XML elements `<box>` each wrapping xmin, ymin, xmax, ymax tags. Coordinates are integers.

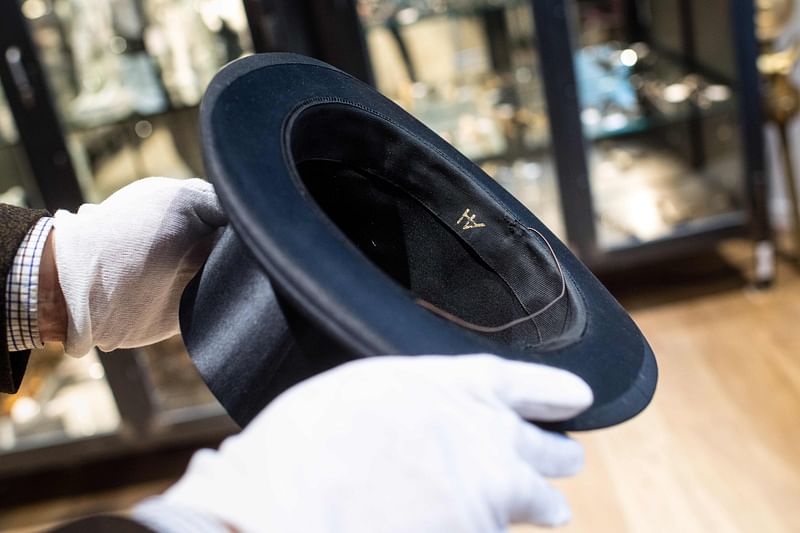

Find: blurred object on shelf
<box><xmin>756</xmin><ymin>0</ymin><xmax>795</xmax><ymax>42</ymax></box>
<box><xmin>591</xmin><ymin>141</ymin><xmax>739</xmax><ymax>246</ymax></box>
<box><xmin>68</xmin><ymin>107</ymin><xmax>202</xmax><ymax>201</ymax></box>
<box><xmin>757</xmin><ymin>0</ymin><xmax>800</xmax><ymax>265</ymax></box>
<box><xmin>0</xmin><ymin>346</ymin><xmax>120</xmax><ymax>452</ymax></box>
<box><xmin>575</xmin><ymin>43</ymin><xmax>642</xmax><ymax>137</ymax></box>
<box><xmin>0</xmin><ymin>85</ymin><xmax>19</xmax><ymax>145</ymax></box>
<box><xmin>363</xmin><ymin>0</ymin><xmax>548</xmax><ymax>154</ymax></box>
<box><xmin>574</xmin><ymin>36</ymin><xmax>740</xmax><ymax>247</ymax></box>
<box><xmin>143</xmin><ymin>0</ymin><xmax>250</xmax><ymax>109</ymax></box>
<box><xmin>761</xmin><ymin>48</ymin><xmax>799</xmax><ymax>125</ymax></box>
<box><xmin>0</xmin><ymin>84</ymin><xmax>42</xmax><ymax>209</ymax></box>
<box><xmin>480</xmin><ymin>156</ymin><xmax>562</xmax><ymax>234</ymax></box>
<box><xmin>574</xmin><ymin>41</ymin><xmax>734</xmax><ymax>139</ymax></box>
<box><xmin>0</xmin><ymin>185</ymin><xmax>27</xmax><ymax>206</ymax></box>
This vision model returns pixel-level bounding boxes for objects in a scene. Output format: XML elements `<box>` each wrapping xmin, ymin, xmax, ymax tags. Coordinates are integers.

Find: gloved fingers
<box><xmin>507</xmin><ymin>466</ymin><xmax>572</xmax><ymax>527</ymax></box>
<box><xmin>65</xmin><ymin>178</ymin><xmax>226</xmax><ymax>227</ymax></box>
<box><xmin>88</xmin><ymin>177</ymin><xmax>171</xmax><ymax>209</ymax></box>
<box><xmin>177</xmin><ymin>226</ymin><xmax>227</xmax><ymax>276</ymax></box>
<box><xmin>514</xmin><ymin>424</ymin><xmax>585</xmax><ymax>478</ymax></box>
<box><xmin>178</xmin><ymin>178</ymin><xmax>228</xmax><ymax>229</ymax></box>
<box><xmin>453</xmin><ymin>355</ymin><xmax>593</xmax><ymax>421</ymax></box>
<box><xmin>75</xmin><ymin>203</ymin><xmax>99</xmax><ymax>216</ymax></box>
<box><xmin>53</xmin><ymin>176</ymin><xmax>227</xmax><ymax>356</ymax></box>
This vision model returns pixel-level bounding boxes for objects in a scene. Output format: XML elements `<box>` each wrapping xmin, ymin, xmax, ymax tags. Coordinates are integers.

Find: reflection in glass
<box><xmin>0</xmin><ymin>347</ymin><xmax>120</xmax><ymax>451</ymax></box>
<box><xmin>0</xmin><ymin>84</ymin><xmax>41</xmax><ymax>207</ymax></box>
<box><xmin>357</xmin><ymin>0</ymin><xmax>565</xmax><ymax>237</ymax></box>
<box><xmin>18</xmin><ymin>0</ymin><xmax>255</xmax><ymax>419</ymax></box>
<box><xmin>140</xmin><ymin>336</ymin><xmax>218</xmax><ymax>412</ymax></box>
<box><xmin>570</xmin><ymin>0</ymin><xmax>743</xmax><ymax>248</ymax></box>
<box><xmin>24</xmin><ymin>0</ymin><xmax>252</xmax><ymax>198</ymax></box>
<box><xmin>0</xmin><ymin>85</ymin><xmax>19</xmax><ymax>146</ymax></box>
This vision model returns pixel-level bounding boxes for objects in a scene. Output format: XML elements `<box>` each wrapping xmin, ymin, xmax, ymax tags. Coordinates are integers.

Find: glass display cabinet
<box><xmin>20</xmin><ymin>0</ymin><xmax>253</xmax><ymax>432</ymax></box>
<box><xmin>572</xmin><ymin>0</ymin><xmax>744</xmax><ymax>248</ymax></box>
<box><xmin>0</xmin><ymin>0</ymin><xmax>770</xmax><ymax>478</ymax></box>
<box><xmin>558</xmin><ymin>0</ymin><xmax>768</xmax><ymax>271</ymax></box>
<box><xmin>0</xmin><ymin>0</ymin><xmax>246</xmax><ymax>478</ymax></box>
<box><xmin>344</xmin><ymin>0</ymin><xmax>769</xmax><ymax>273</ymax></box>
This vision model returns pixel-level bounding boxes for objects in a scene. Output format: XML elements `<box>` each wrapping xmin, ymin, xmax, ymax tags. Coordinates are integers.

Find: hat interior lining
<box><xmin>288</xmin><ymin>102</ymin><xmax>580</xmax><ymax>348</ymax></box>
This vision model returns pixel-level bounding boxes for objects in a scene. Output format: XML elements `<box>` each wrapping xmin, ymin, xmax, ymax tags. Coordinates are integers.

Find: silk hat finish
<box><xmin>180</xmin><ymin>53</ymin><xmax>657</xmax><ymax>431</ymax></box>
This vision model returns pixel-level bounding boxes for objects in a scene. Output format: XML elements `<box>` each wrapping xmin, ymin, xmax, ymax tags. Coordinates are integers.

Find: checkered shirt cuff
<box><xmin>5</xmin><ymin>217</ymin><xmax>54</xmax><ymax>352</ymax></box>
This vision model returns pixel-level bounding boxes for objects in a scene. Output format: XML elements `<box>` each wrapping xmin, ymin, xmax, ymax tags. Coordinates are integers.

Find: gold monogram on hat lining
<box><xmin>456</xmin><ymin>208</ymin><xmax>486</xmax><ymax>230</ymax></box>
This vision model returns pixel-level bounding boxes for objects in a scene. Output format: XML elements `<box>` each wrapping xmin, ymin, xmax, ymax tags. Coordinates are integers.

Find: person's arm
<box><xmin>132</xmin><ymin>354</ymin><xmax>593</xmax><ymax>533</ymax></box>
<box><xmin>2</xmin><ymin>177</ymin><xmax>225</xmax><ymax>392</ymax></box>
<box><xmin>52</xmin><ymin>177</ymin><xmax>226</xmax><ymax>356</ymax></box>
<box><xmin>0</xmin><ymin>204</ymin><xmax>50</xmax><ymax>393</ymax></box>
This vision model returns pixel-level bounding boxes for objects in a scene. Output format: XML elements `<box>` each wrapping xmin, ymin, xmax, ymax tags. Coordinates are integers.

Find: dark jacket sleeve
<box><xmin>49</xmin><ymin>516</ymin><xmax>155</xmax><ymax>532</ymax></box>
<box><xmin>0</xmin><ymin>203</ymin><xmax>50</xmax><ymax>393</ymax></box>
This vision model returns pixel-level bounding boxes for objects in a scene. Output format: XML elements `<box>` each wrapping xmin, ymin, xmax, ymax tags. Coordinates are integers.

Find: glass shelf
<box><xmin>589</xmin><ymin>138</ymin><xmax>742</xmax><ymax>245</ymax></box>
<box><xmin>358</xmin><ymin>0</ymin><xmax>530</xmax><ymax>28</ymax></box>
<box><xmin>575</xmin><ymin>42</ymin><xmax>737</xmax><ymax>141</ymax></box>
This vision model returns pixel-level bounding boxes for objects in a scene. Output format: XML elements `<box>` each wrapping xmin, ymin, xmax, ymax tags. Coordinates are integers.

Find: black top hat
<box><xmin>180</xmin><ymin>53</ymin><xmax>657</xmax><ymax>431</ymax></box>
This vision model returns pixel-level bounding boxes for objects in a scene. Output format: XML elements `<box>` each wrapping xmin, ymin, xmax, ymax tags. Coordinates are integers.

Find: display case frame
<box><xmin>288</xmin><ymin>0</ymin><xmax>771</xmax><ymax>277</ymax></box>
<box><xmin>533</xmin><ymin>0</ymin><xmax>769</xmax><ymax>274</ymax></box>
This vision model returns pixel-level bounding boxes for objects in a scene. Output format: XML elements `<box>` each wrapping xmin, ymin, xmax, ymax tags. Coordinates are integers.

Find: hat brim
<box><xmin>181</xmin><ymin>53</ymin><xmax>657</xmax><ymax>431</ymax></box>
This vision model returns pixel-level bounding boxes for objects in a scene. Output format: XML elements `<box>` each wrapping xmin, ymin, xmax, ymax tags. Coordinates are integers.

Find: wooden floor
<box><xmin>519</xmin><ymin>241</ymin><xmax>800</xmax><ymax>533</ymax></box>
<box><xmin>4</xmin><ymin>240</ymin><xmax>800</xmax><ymax>532</ymax></box>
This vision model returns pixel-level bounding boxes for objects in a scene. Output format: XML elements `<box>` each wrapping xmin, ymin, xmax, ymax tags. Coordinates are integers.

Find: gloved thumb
<box><xmin>170</xmin><ymin>178</ymin><xmax>228</xmax><ymax>229</ymax></box>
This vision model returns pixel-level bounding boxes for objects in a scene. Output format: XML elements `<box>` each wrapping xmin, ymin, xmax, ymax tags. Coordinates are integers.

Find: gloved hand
<box><xmin>53</xmin><ymin>177</ymin><xmax>226</xmax><ymax>355</ymax></box>
<box><xmin>135</xmin><ymin>354</ymin><xmax>592</xmax><ymax>533</ymax></box>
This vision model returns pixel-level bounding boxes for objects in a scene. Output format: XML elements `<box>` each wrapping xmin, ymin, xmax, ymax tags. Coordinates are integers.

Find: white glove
<box><xmin>136</xmin><ymin>354</ymin><xmax>593</xmax><ymax>533</ymax></box>
<box><xmin>53</xmin><ymin>177</ymin><xmax>226</xmax><ymax>355</ymax></box>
